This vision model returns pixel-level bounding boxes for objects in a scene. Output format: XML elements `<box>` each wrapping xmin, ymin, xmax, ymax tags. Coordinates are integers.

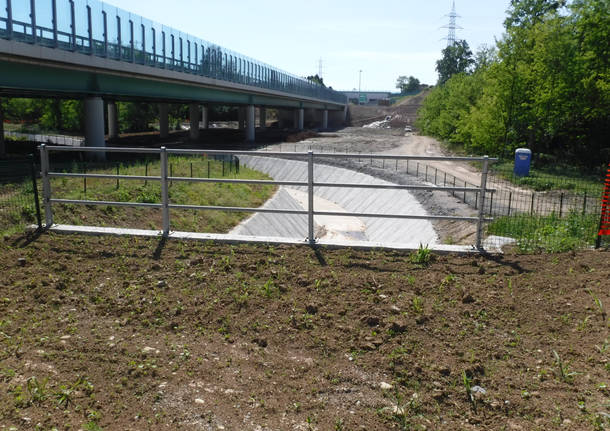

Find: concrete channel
<box><xmin>232</xmin><ymin>156</ymin><xmax>439</xmax><ymax>247</ymax></box>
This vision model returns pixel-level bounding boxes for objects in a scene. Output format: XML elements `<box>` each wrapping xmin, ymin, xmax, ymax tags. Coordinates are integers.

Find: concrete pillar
<box><xmin>0</xmin><ymin>100</ymin><xmax>5</xmax><ymax>157</ymax></box>
<box><xmin>293</xmin><ymin>110</ymin><xmax>299</xmax><ymax>129</ymax></box>
<box><xmin>298</xmin><ymin>108</ymin><xmax>304</xmax><ymax>131</ymax></box>
<box><xmin>189</xmin><ymin>103</ymin><xmax>200</xmax><ymax>140</ymax></box>
<box><xmin>201</xmin><ymin>105</ymin><xmax>209</xmax><ymax>129</ymax></box>
<box><xmin>84</xmin><ymin>97</ymin><xmax>106</xmax><ymax>159</ymax></box>
<box><xmin>159</xmin><ymin>103</ymin><xmax>169</xmax><ymax>139</ymax></box>
<box><xmin>246</xmin><ymin>105</ymin><xmax>255</xmax><ymax>142</ymax></box>
<box><xmin>238</xmin><ymin>107</ymin><xmax>246</xmax><ymax>130</ymax></box>
<box><xmin>322</xmin><ymin>110</ymin><xmax>328</xmax><ymax>130</ymax></box>
<box><xmin>107</xmin><ymin>101</ymin><xmax>119</xmax><ymax>139</ymax></box>
<box><xmin>259</xmin><ymin>107</ymin><xmax>266</xmax><ymax>130</ymax></box>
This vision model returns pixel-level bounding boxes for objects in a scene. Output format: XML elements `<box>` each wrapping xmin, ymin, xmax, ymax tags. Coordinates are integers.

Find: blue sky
<box><xmin>111</xmin><ymin>0</ymin><xmax>510</xmax><ymax>91</ymax></box>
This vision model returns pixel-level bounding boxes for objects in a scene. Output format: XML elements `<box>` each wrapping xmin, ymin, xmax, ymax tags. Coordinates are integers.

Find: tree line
<box><xmin>416</xmin><ymin>0</ymin><xmax>609</xmax><ymax>169</ymax></box>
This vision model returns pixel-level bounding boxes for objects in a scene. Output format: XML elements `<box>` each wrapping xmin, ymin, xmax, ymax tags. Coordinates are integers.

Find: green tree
<box><xmin>436</xmin><ymin>40</ymin><xmax>475</xmax><ymax>85</ymax></box>
<box><xmin>306</xmin><ymin>74</ymin><xmax>325</xmax><ymax>87</ymax></box>
<box><xmin>396</xmin><ymin>75</ymin><xmax>421</xmax><ymax>94</ymax></box>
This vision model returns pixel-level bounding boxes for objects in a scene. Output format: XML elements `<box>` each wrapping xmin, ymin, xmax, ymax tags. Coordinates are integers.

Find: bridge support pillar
<box><xmin>322</xmin><ymin>109</ymin><xmax>328</xmax><ymax>130</ymax></box>
<box><xmin>298</xmin><ymin>108</ymin><xmax>304</xmax><ymax>131</ymax></box>
<box><xmin>238</xmin><ymin>107</ymin><xmax>246</xmax><ymax>130</ymax></box>
<box><xmin>107</xmin><ymin>101</ymin><xmax>119</xmax><ymax>139</ymax></box>
<box><xmin>189</xmin><ymin>103</ymin><xmax>200</xmax><ymax>140</ymax></box>
<box><xmin>246</xmin><ymin>105</ymin><xmax>255</xmax><ymax>142</ymax></box>
<box><xmin>159</xmin><ymin>103</ymin><xmax>169</xmax><ymax>139</ymax></box>
<box><xmin>259</xmin><ymin>107</ymin><xmax>266</xmax><ymax>130</ymax></box>
<box><xmin>201</xmin><ymin>105</ymin><xmax>209</xmax><ymax>129</ymax></box>
<box><xmin>84</xmin><ymin>96</ymin><xmax>106</xmax><ymax>159</ymax></box>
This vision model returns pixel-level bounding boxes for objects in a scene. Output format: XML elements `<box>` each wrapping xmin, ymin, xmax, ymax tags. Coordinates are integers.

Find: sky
<box><xmin>109</xmin><ymin>0</ymin><xmax>511</xmax><ymax>92</ymax></box>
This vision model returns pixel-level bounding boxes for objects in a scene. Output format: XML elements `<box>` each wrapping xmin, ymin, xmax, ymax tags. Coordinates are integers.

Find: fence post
<box><xmin>39</xmin><ymin>144</ymin><xmax>53</xmax><ymax>228</ymax></box>
<box><xmin>559</xmin><ymin>193</ymin><xmax>564</xmax><ymax>218</ymax></box>
<box><xmin>30</xmin><ymin>155</ymin><xmax>42</xmax><ymax>229</ymax></box>
<box><xmin>530</xmin><ymin>192</ymin><xmax>535</xmax><ymax>215</ymax></box>
<box><xmin>475</xmin><ymin>156</ymin><xmax>489</xmax><ymax>250</ymax></box>
<box><xmin>307</xmin><ymin>151</ymin><xmax>315</xmax><ymax>245</ymax></box>
<box><xmin>160</xmin><ymin>147</ymin><xmax>170</xmax><ymax>237</ymax></box>
<box><xmin>507</xmin><ymin>192</ymin><xmax>512</xmax><ymax>216</ymax></box>
<box><xmin>582</xmin><ymin>191</ymin><xmax>587</xmax><ymax>215</ymax></box>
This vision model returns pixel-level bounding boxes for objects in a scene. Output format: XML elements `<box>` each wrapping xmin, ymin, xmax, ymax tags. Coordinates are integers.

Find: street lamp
<box><xmin>358</xmin><ymin>70</ymin><xmax>362</xmax><ymax>104</ymax></box>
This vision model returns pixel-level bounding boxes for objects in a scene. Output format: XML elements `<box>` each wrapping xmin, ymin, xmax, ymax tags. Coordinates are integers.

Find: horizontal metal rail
<box><xmin>168</xmin><ymin>177</ymin><xmax>307</xmax><ymax>187</ymax></box>
<box><xmin>49</xmin><ymin>172</ymin><xmax>160</xmax><ymax>182</ymax></box>
<box><xmin>50</xmin><ymin>199</ymin><xmax>162</xmax><ymax>209</ymax></box>
<box><xmin>170</xmin><ymin>204</ymin><xmax>307</xmax><ymax>215</ymax></box>
<box><xmin>39</xmin><ymin>145</ymin><xmax>495</xmax><ymax>249</ymax></box>
<box><xmin>42</xmin><ymin>146</ymin><xmax>499</xmax><ymax>163</ymax></box>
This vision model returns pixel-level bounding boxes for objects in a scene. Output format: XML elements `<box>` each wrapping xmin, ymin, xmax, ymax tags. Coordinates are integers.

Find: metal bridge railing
<box><xmin>39</xmin><ymin>145</ymin><xmax>497</xmax><ymax>249</ymax></box>
<box><xmin>0</xmin><ymin>0</ymin><xmax>347</xmax><ymax>105</ymax></box>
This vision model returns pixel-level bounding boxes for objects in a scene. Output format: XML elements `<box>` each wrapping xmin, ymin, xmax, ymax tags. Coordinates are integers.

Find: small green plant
<box><xmin>553</xmin><ymin>350</ymin><xmax>578</xmax><ymax>383</ymax></box>
<box><xmin>587</xmin><ymin>289</ymin><xmax>606</xmax><ymax>319</ymax></box>
<box><xmin>410</xmin><ymin>244</ymin><xmax>431</xmax><ymax>266</ymax></box>
<box><xmin>26</xmin><ymin>376</ymin><xmax>49</xmax><ymax>404</ymax></box>
<box><xmin>261</xmin><ymin>278</ymin><xmax>276</xmax><ymax>298</ymax></box>
<box><xmin>412</xmin><ymin>296</ymin><xmax>424</xmax><ymax>314</ymax></box>
<box><xmin>462</xmin><ymin>371</ymin><xmax>474</xmax><ymax>410</ymax></box>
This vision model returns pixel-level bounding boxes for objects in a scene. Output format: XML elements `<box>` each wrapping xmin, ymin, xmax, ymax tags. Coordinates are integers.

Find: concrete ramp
<box><xmin>232</xmin><ymin>157</ymin><xmax>438</xmax><ymax>247</ymax></box>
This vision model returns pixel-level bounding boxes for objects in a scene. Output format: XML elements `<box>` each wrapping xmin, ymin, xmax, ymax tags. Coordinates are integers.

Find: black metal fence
<box><xmin>0</xmin><ymin>156</ymin><xmax>42</xmax><ymax>235</ymax></box>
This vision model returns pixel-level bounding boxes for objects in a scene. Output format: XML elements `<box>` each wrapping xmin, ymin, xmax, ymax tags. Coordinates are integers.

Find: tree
<box><xmin>436</xmin><ymin>40</ymin><xmax>474</xmax><ymax>85</ymax></box>
<box><xmin>306</xmin><ymin>74</ymin><xmax>325</xmax><ymax>87</ymax></box>
<box><xmin>396</xmin><ymin>76</ymin><xmax>421</xmax><ymax>94</ymax></box>
<box><xmin>504</xmin><ymin>0</ymin><xmax>567</xmax><ymax>29</ymax></box>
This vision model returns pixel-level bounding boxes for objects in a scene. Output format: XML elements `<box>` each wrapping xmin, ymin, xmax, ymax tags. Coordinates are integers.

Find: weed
<box><xmin>261</xmin><ymin>278</ymin><xmax>276</xmax><ymax>298</ymax></box>
<box><xmin>26</xmin><ymin>376</ymin><xmax>49</xmax><ymax>404</ymax></box>
<box><xmin>587</xmin><ymin>289</ymin><xmax>606</xmax><ymax>319</ymax></box>
<box><xmin>410</xmin><ymin>244</ymin><xmax>431</xmax><ymax>266</ymax></box>
<box><xmin>553</xmin><ymin>350</ymin><xmax>578</xmax><ymax>383</ymax></box>
<box><xmin>412</xmin><ymin>296</ymin><xmax>424</xmax><ymax>314</ymax></box>
<box><xmin>462</xmin><ymin>371</ymin><xmax>476</xmax><ymax>412</ymax></box>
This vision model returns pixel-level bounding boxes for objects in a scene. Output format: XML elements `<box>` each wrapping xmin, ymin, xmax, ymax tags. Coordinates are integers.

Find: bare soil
<box><xmin>0</xmin><ymin>232</ymin><xmax>608</xmax><ymax>430</ymax></box>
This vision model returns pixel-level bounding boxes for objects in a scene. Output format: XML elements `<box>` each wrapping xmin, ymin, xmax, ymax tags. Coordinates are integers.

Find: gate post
<box><xmin>160</xmin><ymin>147</ymin><xmax>170</xmax><ymax>236</ymax></box>
<box><xmin>308</xmin><ymin>151</ymin><xmax>315</xmax><ymax>245</ymax></box>
<box><xmin>39</xmin><ymin>144</ymin><xmax>53</xmax><ymax>228</ymax></box>
<box><xmin>476</xmin><ymin>156</ymin><xmax>489</xmax><ymax>249</ymax></box>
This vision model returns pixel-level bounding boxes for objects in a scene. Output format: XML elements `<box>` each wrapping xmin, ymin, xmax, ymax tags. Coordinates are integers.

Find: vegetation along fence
<box><xmin>0</xmin><ymin>156</ymin><xmax>42</xmax><ymax>235</ymax></box>
<box><xmin>2</xmin><ymin>145</ymin><xmax>606</xmax><ymax>252</ymax></box>
<box><xmin>264</xmin><ymin>143</ymin><xmax>606</xmax><ymax>252</ymax></box>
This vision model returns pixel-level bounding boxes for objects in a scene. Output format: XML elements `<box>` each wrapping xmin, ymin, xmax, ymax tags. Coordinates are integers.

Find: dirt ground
<box><xmin>0</xmin><ymin>232</ymin><xmax>608</xmax><ymax>430</ymax></box>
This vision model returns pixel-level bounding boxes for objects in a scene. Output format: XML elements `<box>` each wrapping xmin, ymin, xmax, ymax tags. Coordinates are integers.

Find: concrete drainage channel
<box><xmin>37</xmin><ymin>145</ymin><xmax>498</xmax><ymax>253</ymax></box>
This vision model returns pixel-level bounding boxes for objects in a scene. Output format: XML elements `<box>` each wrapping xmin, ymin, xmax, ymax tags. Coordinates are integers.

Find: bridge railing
<box><xmin>0</xmin><ymin>0</ymin><xmax>347</xmax><ymax>105</ymax></box>
<box><xmin>38</xmin><ymin>145</ymin><xmax>496</xmax><ymax>249</ymax></box>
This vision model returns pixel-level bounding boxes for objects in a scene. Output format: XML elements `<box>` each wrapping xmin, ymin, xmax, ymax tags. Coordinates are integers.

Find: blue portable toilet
<box><xmin>514</xmin><ymin>148</ymin><xmax>532</xmax><ymax>177</ymax></box>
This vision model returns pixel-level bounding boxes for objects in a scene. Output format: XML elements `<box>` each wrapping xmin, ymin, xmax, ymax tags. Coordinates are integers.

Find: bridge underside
<box><xmin>0</xmin><ymin>59</ymin><xmax>341</xmax><ymax>111</ymax></box>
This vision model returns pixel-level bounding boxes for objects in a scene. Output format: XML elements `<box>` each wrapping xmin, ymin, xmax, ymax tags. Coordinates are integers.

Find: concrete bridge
<box><xmin>0</xmin><ymin>0</ymin><xmax>347</xmax><ymax>149</ymax></box>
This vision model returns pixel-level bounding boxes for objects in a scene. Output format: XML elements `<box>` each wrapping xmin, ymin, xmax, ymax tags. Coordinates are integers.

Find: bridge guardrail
<box><xmin>0</xmin><ymin>0</ymin><xmax>347</xmax><ymax>105</ymax></box>
<box><xmin>39</xmin><ymin>145</ymin><xmax>496</xmax><ymax>249</ymax></box>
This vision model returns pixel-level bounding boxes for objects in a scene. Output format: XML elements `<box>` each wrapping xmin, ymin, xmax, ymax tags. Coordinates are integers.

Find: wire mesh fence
<box><xmin>0</xmin><ymin>156</ymin><xmax>41</xmax><ymax>235</ymax></box>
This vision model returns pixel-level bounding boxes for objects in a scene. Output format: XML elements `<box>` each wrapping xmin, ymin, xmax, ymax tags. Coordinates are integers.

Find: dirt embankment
<box><xmin>0</xmin><ymin>233</ymin><xmax>608</xmax><ymax>430</ymax></box>
<box><xmin>349</xmin><ymin>91</ymin><xmax>428</xmax><ymax>128</ymax></box>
